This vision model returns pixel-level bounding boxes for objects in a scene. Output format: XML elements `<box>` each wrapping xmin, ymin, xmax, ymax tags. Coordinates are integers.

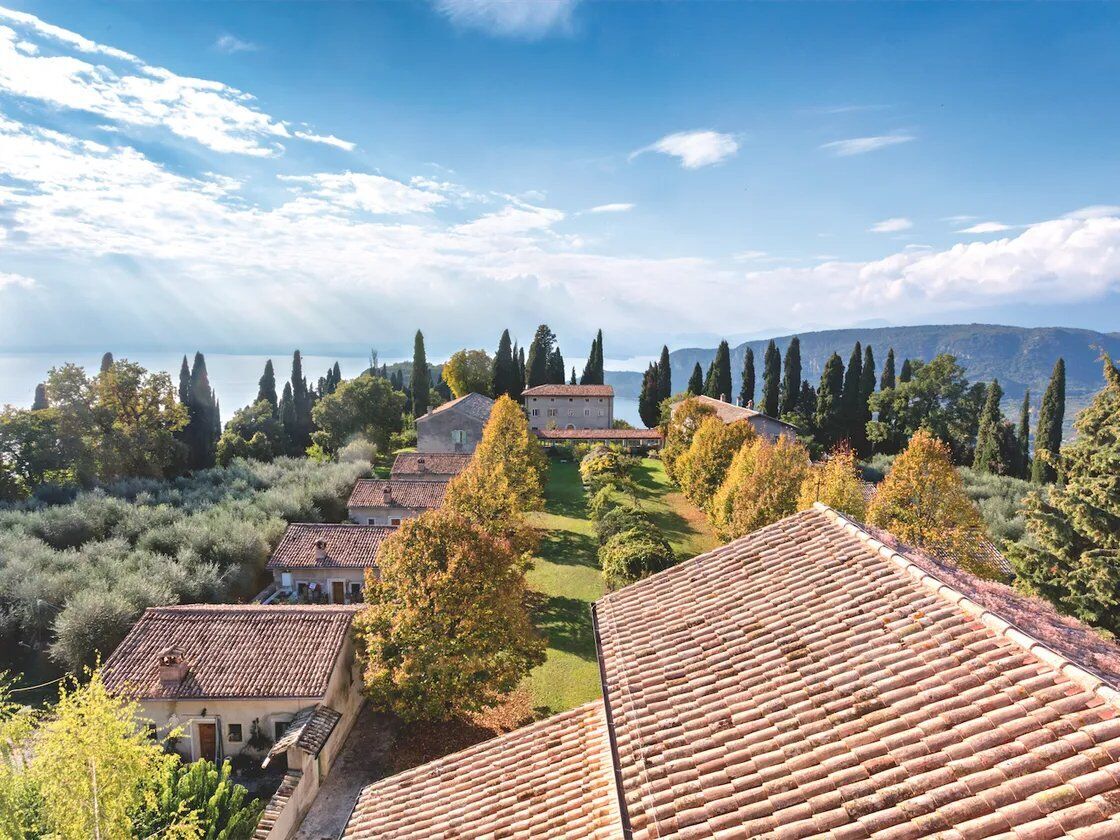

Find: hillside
<box><xmin>606</xmin><ymin>325</ymin><xmax>1120</xmax><ymax>413</ymax></box>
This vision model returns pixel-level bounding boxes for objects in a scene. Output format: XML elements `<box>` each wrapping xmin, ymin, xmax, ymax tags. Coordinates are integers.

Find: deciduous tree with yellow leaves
<box><xmin>661</xmin><ymin>397</ymin><xmax>716</xmax><ymax>482</ymax></box>
<box><xmin>798</xmin><ymin>444</ymin><xmax>867</xmax><ymax>521</ymax></box>
<box><xmin>675</xmin><ymin>418</ymin><xmax>757</xmax><ymax>512</ymax></box>
<box><xmin>710</xmin><ymin>436</ymin><xmax>810</xmax><ymax>539</ymax></box>
<box><xmin>467</xmin><ymin>395</ymin><xmax>547</xmax><ymax>511</ymax></box>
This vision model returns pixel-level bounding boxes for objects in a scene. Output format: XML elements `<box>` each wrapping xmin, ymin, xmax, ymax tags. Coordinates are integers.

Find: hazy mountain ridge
<box><xmin>606</xmin><ymin>325</ymin><xmax>1120</xmax><ymax>410</ymax></box>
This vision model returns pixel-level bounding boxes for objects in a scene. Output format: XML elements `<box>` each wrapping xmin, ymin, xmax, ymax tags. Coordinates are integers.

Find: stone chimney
<box><xmin>417</xmin><ymin>456</ymin><xmax>427</xmax><ymax>473</ymax></box>
<box><xmin>314</xmin><ymin>538</ymin><xmax>328</xmax><ymax>563</ymax></box>
<box><xmin>157</xmin><ymin>647</ymin><xmax>188</xmax><ymax>689</ymax></box>
<box><xmin>747</xmin><ymin>399</ymin><xmax>754</xmax><ymax>409</ymax></box>
<box><xmin>382</xmin><ymin>484</ymin><xmax>393</xmax><ymax>505</ymax></box>
<box><xmin>721</xmin><ymin>393</ymin><xmax>729</xmax><ymax>403</ymax></box>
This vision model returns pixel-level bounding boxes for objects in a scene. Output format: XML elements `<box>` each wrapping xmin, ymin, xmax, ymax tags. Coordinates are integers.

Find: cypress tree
<box><xmin>526</xmin><ymin>325</ymin><xmax>556</xmax><ymax>388</ymax></box>
<box><xmin>657</xmin><ymin>345</ymin><xmax>672</xmax><ymax>401</ymax></box>
<box><xmin>569</xmin><ymin>366</ymin><xmax>577</xmax><ymax>385</ymax></box>
<box><xmin>257</xmin><ymin>360</ymin><xmax>278</xmax><ymax>410</ymax></box>
<box><xmin>687</xmin><ymin>362</ymin><xmax>703</xmax><ymax>396</ymax></box>
<box><xmin>880</xmin><ymin>348</ymin><xmax>896</xmax><ymax>391</ymax></box>
<box><xmin>705</xmin><ymin>341</ymin><xmax>732</xmax><ymax>401</ymax></box>
<box><xmin>1032</xmin><ymin>358</ymin><xmax>1066</xmax><ymax>484</ymax></box>
<box><xmin>411</xmin><ymin>331</ymin><xmax>430</xmax><ymax>416</ymax></box>
<box><xmin>517</xmin><ymin>346</ymin><xmax>527</xmax><ymax>393</ymax></box>
<box><xmin>547</xmin><ymin>346</ymin><xmax>566</xmax><ymax>384</ymax></box>
<box><xmin>972</xmin><ymin>379</ymin><xmax>1005</xmax><ymax>474</ymax></box>
<box><xmin>186</xmin><ymin>351</ymin><xmax>218</xmax><ymax>469</ymax></box>
<box><xmin>491</xmin><ymin>329</ymin><xmax>517</xmax><ymax>398</ymax></box>
<box><xmin>285</xmin><ymin>350</ymin><xmax>313</xmax><ymax>452</ymax></box>
<box><xmin>31</xmin><ymin>383</ymin><xmax>48</xmax><ymax>411</ymax></box>
<box><xmin>798</xmin><ymin>380</ymin><xmax>816</xmax><ymax>430</ymax></box>
<box><xmin>332</xmin><ymin>361</ymin><xmax>342</xmax><ymax>389</ymax></box>
<box><xmin>899</xmin><ymin>358</ymin><xmax>913</xmax><ymax>384</ymax></box>
<box><xmin>279</xmin><ymin>381</ymin><xmax>296</xmax><ymax>436</ymax></box>
<box><xmin>100</xmin><ymin>352</ymin><xmax>114</xmax><ymax>373</ymax></box>
<box><xmin>841</xmin><ymin>342</ymin><xmax>863</xmax><ymax>445</ymax></box>
<box><xmin>815</xmin><ymin>352</ymin><xmax>845</xmax><ymax>446</ymax></box>
<box><xmin>739</xmin><ymin>348</ymin><xmax>755</xmax><ymax>407</ymax></box>
<box><xmin>638</xmin><ymin>364</ymin><xmax>661</xmax><ymax>428</ymax></box>
<box><xmin>780</xmin><ymin>337</ymin><xmax>801</xmax><ymax>416</ymax></box>
<box><xmin>1018</xmin><ymin>390</ymin><xmax>1031</xmax><ymax>479</ymax></box>
<box><xmin>580</xmin><ymin>330</ymin><xmax>605</xmax><ymax>385</ymax></box>
<box><xmin>857</xmin><ymin>344</ymin><xmax>876</xmax><ymax>455</ymax></box>
<box><xmin>178</xmin><ymin>356</ymin><xmax>191</xmax><ymax>408</ymax></box>
<box><xmin>762</xmin><ymin>340</ymin><xmax>781</xmax><ymax>417</ymax></box>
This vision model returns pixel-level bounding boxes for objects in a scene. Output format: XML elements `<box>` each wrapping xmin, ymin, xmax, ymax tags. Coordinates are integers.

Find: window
<box><xmin>274</xmin><ymin>721</ymin><xmax>289</xmax><ymax>740</ymax></box>
<box><xmin>532</xmin><ymin>408</ymin><xmax>539</xmax><ymax>416</ymax></box>
<box><xmin>584</xmin><ymin>408</ymin><xmax>590</xmax><ymax>416</ymax></box>
<box><xmin>280</xmin><ymin>572</ymin><xmax>293</xmax><ymax>589</ymax></box>
<box><xmin>367</xmin><ymin>518</ymin><xmax>377</xmax><ymax>525</ymax></box>
<box><xmin>228</xmin><ymin>723</ymin><xmax>243</xmax><ymax>742</ymax></box>
<box><xmin>451</xmin><ymin>429</ymin><xmax>466</xmax><ymax>444</ymax></box>
<box><xmin>349</xmin><ymin>582</ymin><xmax>363</xmax><ymax>603</ymax></box>
<box><xmin>390</xmin><ymin>518</ymin><xmax>402</xmax><ymax>526</ymax></box>
<box><xmin>567</xmin><ymin>409</ymin><xmax>575</xmax><ymax>416</ymax></box>
<box><xmin>599</xmin><ymin>409</ymin><xmax>605</xmax><ymax>416</ymax></box>
<box><xmin>547</xmin><ymin>408</ymin><xmax>557</xmax><ymax>417</ymax></box>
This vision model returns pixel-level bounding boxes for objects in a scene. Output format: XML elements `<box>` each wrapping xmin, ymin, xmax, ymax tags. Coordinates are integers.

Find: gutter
<box><xmin>591</xmin><ymin>602</ymin><xmax>635</xmax><ymax>840</ymax></box>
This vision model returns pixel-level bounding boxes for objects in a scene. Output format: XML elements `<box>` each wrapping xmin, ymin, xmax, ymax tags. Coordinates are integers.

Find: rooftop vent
<box><xmin>157</xmin><ymin>647</ymin><xmax>188</xmax><ymax>688</ymax></box>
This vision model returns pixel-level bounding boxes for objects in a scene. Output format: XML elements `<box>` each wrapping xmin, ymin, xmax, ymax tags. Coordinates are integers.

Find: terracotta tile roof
<box><xmin>535</xmin><ymin>428</ymin><xmax>663</xmax><ymax>441</ymax></box>
<box><xmin>266</xmin><ymin>705</ymin><xmax>341</xmax><ymax>764</ymax></box>
<box><xmin>267</xmin><ymin>523</ymin><xmax>394</xmax><ymax>570</ymax></box>
<box><xmin>389</xmin><ymin>452</ymin><xmax>472</xmax><ymax>479</ymax></box>
<box><xmin>253</xmin><ymin>769</ymin><xmax>302</xmax><ymax>839</ymax></box>
<box><xmin>522</xmin><ymin>384</ymin><xmax>614</xmax><ymax>398</ymax></box>
<box><xmin>103</xmin><ymin>605</ymin><xmax>359</xmax><ymax>700</ymax></box>
<box><xmin>347</xmin><ymin>479</ymin><xmax>448</xmax><ymax>510</ymax></box>
<box><xmin>340</xmin><ymin>702</ymin><xmax>623</xmax><ymax>839</ymax></box>
<box><xmin>593</xmin><ymin>504</ymin><xmax>1120</xmax><ymax>839</ymax></box>
<box><xmin>672</xmin><ymin>393</ymin><xmax>798</xmax><ymax>430</ymax></box>
<box><xmin>421</xmin><ymin>392</ymin><xmax>494</xmax><ymax>421</ymax></box>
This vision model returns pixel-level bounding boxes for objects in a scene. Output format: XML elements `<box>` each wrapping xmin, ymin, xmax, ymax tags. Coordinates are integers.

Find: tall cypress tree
<box><xmin>739</xmin><ymin>348</ymin><xmax>755</xmax><ymax>407</ymax></box>
<box><xmin>411</xmin><ymin>331</ymin><xmax>430</xmax><ymax>416</ymax></box>
<box><xmin>841</xmin><ymin>342</ymin><xmax>863</xmax><ymax>445</ymax></box>
<box><xmin>100</xmin><ymin>352</ymin><xmax>114</xmax><ymax>373</ymax></box>
<box><xmin>1018</xmin><ymin>390</ymin><xmax>1031</xmax><ymax>479</ymax></box>
<box><xmin>279</xmin><ymin>381</ymin><xmax>296</xmax><ymax>437</ymax></box>
<box><xmin>857</xmin><ymin>344</ymin><xmax>876</xmax><ymax>456</ymax></box>
<box><xmin>491</xmin><ymin>329</ymin><xmax>517</xmax><ymax>398</ymax></box>
<box><xmin>705</xmin><ymin>340</ymin><xmax>732</xmax><ymax>401</ymax></box>
<box><xmin>525</xmin><ymin>325</ymin><xmax>556</xmax><ymax>388</ymax></box>
<box><xmin>638</xmin><ymin>364</ymin><xmax>661</xmax><ymax>428</ymax></box>
<box><xmin>657</xmin><ymin>345</ymin><xmax>672</xmax><ymax>401</ymax></box>
<box><xmin>580</xmin><ymin>330</ymin><xmax>605</xmax><ymax>385</ymax></box>
<box><xmin>1032</xmin><ymin>358</ymin><xmax>1066</xmax><ymax>484</ymax></box>
<box><xmin>187</xmin><ymin>351</ymin><xmax>218</xmax><ymax>469</ymax></box>
<box><xmin>973</xmin><ymin>379</ymin><xmax>1005</xmax><ymax>474</ymax></box>
<box><xmin>176</xmin><ymin>356</ymin><xmax>191</xmax><ymax>456</ymax></box>
<box><xmin>780</xmin><ymin>337</ymin><xmax>801</xmax><ymax>416</ymax></box>
<box><xmin>687</xmin><ymin>362</ymin><xmax>703</xmax><ymax>396</ymax></box>
<box><xmin>517</xmin><ymin>346</ymin><xmax>527</xmax><ymax>393</ymax></box>
<box><xmin>815</xmin><ymin>352</ymin><xmax>845</xmax><ymax>446</ymax></box>
<box><xmin>31</xmin><ymin>383</ymin><xmax>48</xmax><ymax>411</ymax></box>
<box><xmin>899</xmin><ymin>358</ymin><xmax>913</xmax><ymax>384</ymax></box>
<box><xmin>257</xmin><ymin>360</ymin><xmax>278</xmax><ymax>410</ymax></box>
<box><xmin>547</xmin><ymin>345</ymin><xmax>566</xmax><ymax>384</ymax></box>
<box><xmin>332</xmin><ymin>362</ymin><xmax>342</xmax><ymax>389</ymax></box>
<box><xmin>569</xmin><ymin>366</ymin><xmax>577</xmax><ymax>385</ymax></box>
<box><xmin>762</xmin><ymin>340</ymin><xmax>781</xmax><ymax>417</ymax></box>
<box><xmin>285</xmin><ymin>350</ymin><xmax>313</xmax><ymax>452</ymax></box>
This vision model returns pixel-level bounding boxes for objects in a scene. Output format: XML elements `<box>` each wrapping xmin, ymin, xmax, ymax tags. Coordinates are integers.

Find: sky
<box><xmin>1</xmin><ymin>1</ymin><xmax>1120</xmax><ymax>363</ymax></box>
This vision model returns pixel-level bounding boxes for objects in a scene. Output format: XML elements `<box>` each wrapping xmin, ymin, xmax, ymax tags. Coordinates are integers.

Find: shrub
<box><xmin>595</xmin><ymin>505</ymin><xmax>652</xmax><ymax>546</ymax></box>
<box><xmin>599</xmin><ymin>528</ymin><xmax>674</xmax><ymax>590</ymax></box>
<box><xmin>711</xmin><ymin>436</ymin><xmax>810</xmax><ymax>539</ymax></box>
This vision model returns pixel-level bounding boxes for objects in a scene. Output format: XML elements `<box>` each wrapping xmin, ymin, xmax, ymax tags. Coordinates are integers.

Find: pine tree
<box><xmin>547</xmin><ymin>346</ymin><xmax>565</xmax><ymax>384</ymax></box>
<box><xmin>638</xmin><ymin>364</ymin><xmax>661</xmax><ymax>428</ymax></box>
<box><xmin>762</xmin><ymin>340</ymin><xmax>781</xmax><ymax>417</ymax></box>
<box><xmin>580</xmin><ymin>330</ymin><xmax>605</xmax><ymax>385</ymax></box>
<box><xmin>705</xmin><ymin>341</ymin><xmax>732</xmax><ymax>401</ymax></box>
<box><xmin>739</xmin><ymin>348</ymin><xmax>755</xmax><ymax>407</ymax></box>
<box><xmin>780</xmin><ymin>337</ymin><xmax>801</xmax><ymax>416</ymax></box>
<box><xmin>840</xmin><ymin>342</ymin><xmax>863</xmax><ymax>446</ymax></box>
<box><xmin>972</xmin><ymin>379</ymin><xmax>1005</xmax><ymax>474</ymax></box>
<box><xmin>411</xmin><ymin>331</ymin><xmax>430</xmax><ymax>416</ymax></box>
<box><xmin>525</xmin><ymin>325</ymin><xmax>556</xmax><ymax>388</ymax></box>
<box><xmin>856</xmin><ymin>344</ymin><xmax>876</xmax><ymax>456</ymax></box>
<box><xmin>1018</xmin><ymin>389</ymin><xmax>1031</xmax><ymax>479</ymax></box>
<box><xmin>687</xmin><ymin>362</ymin><xmax>703</xmax><ymax>396</ymax></box>
<box><xmin>1009</xmin><ymin>357</ymin><xmax>1120</xmax><ymax>631</ymax></box>
<box><xmin>32</xmin><ymin>382</ymin><xmax>49</xmax><ymax>410</ymax></box>
<box><xmin>899</xmin><ymin>358</ymin><xmax>913</xmax><ymax>384</ymax></box>
<box><xmin>657</xmin><ymin>345</ymin><xmax>671</xmax><ymax>401</ymax></box>
<box><xmin>257</xmin><ymin>360</ymin><xmax>278</xmax><ymax>410</ymax></box>
<box><xmin>815</xmin><ymin>352</ymin><xmax>845</xmax><ymax>447</ymax></box>
<box><xmin>490</xmin><ymin>329</ymin><xmax>516</xmax><ymax>398</ymax></box>
<box><xmin>1032</xmin><ymin>358</ymin><xmax>1066</xmax><ymax>484</ymax></box>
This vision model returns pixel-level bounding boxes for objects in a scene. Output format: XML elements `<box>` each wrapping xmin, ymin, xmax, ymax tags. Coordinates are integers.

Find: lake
<box><xmin>0</xmin><ymin>352</ymin><xmax>645</xmax><ymax>427</ymax></box>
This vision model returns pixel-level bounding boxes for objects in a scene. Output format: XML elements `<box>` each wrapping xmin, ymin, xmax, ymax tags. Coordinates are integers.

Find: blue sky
<box><xmin>1</xmin><ymin>1</ymin><xmax>1119</xmax><ymax>362</ymax></box>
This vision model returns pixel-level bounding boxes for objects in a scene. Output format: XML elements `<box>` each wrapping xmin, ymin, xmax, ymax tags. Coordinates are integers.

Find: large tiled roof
<box><xmin>389</xmin><ymin>452</ymin><xmax>472</xmax><ymax>478</ymax></box>
<box><xmin>535</xmin><ymin>428</ymin><xmax>662</xmax><ymax>441</ymax></box>
<box><xmin>420</xmin><ymin>392</ymin><xmax>494</xmax><ymax>422</ymax></box>
<box><xmin>341</xmin><ymin>702</ymin><xmax>622</xmax><ymax>840</ymax></box>
<box><xmin>522</xmin><ymin>384</ymin><xmax>614</xmax><ymax>397</ymax></box>
<box><xmin>267</xmin><ymin>522</ymin><xmax>394</xmax><ymax>570</ymax></box>
<box><xmin>347</xmin><ymin>479</ymin><xmax>448</xmax><ymax>510</ymax></box>
<box><xmin>594</xmin><ymin>504</ymin><xmax>1120</xmax><ymax>839</ymax></box>
<box><xmin>103</xmin><ymin>605</ymin><xmax>359</xmax><ymax>700</ymax></box>
<box><xmin>672</xmin><ymin>393</ymin><xmax>797</xmax><ymax>429</ymax></box>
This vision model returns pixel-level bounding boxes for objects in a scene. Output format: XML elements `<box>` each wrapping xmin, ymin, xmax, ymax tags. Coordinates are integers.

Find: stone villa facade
<box><xmin>522</xmin><ymin>384</ymin><xmax>613</xmax><ymax>431</ymax></box>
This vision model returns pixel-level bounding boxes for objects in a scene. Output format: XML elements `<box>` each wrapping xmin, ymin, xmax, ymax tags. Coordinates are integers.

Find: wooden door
<box><xmin>196</xmin><ymin>722</ymin><xmax>217</xmax><ymax>762</ymax></box>
<box><xmin>331</xmin><ymin>580</ymin><xmax>346</xmax><ymax>603</ymax></box>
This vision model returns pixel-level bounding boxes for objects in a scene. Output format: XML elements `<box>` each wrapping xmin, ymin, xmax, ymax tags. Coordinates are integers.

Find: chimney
<box><xmin>721</xmin><ymin>393</ymin><xmax>729</xmax><ymax>403</ymax></box>
<box><xmin>417</xmin><ymin>457</ymin><xmax>427</xmax><ymax>473</ymax></box>
<box><xmin>382</xmin><ymin>484</ymin><xmax>393</xmax><ymax>505</ymax></box>
<box><xmin>157</xmin><ymin>647</ymin><xmax>188</xmax><ymax>689</ymax></box>
<box><xmin>747</xmin><ymin>399</ymin><xmax>754</xmax><ymax>409</ymax></box>
<box><xmin>314</xmin><ymin>538</ymin><xmax>328</xmax><ymax>563</ymax></box>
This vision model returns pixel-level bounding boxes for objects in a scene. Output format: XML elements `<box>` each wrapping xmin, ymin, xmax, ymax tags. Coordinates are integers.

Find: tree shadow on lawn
<box><xmin>527</xmin><ymin>592</ymin><xmax>596</xmax><ymax>660</ymax></box>
<box><xmin>536</xmin><ymin>527</ymin><xmax>599</xmax><ymax>569</ymax></box>
<box><xmin>543</xmin><ymin>462</ymin><xmax>590</xmax><ymax>519</ymax></box>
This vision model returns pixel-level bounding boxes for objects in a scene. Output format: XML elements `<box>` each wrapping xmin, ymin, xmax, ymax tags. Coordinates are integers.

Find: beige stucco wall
<box><xmin>269</xmin><ymin>567</ymin><xmax>369</xmax><ymax>603</ymax></box>
<box><xmin>526</xmin><ymin>395</ymin><xmax>612</xmax><ymax>431</ymax></box>
<box><xmin>348</xmin><ymin>504</ymin><xmax>421</xmax><ymax>525</ymax></box>
<box><xmin>749</xmin><ymin>415</ymin><xmax>797</xmax><ymax>442</ymax></box>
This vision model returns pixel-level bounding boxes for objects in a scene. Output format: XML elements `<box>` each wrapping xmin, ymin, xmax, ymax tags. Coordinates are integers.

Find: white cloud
<box><xmin>942</xmin><ymin>214</ymin><xmax>977</xmax><ymax>224</ymax></box>
<box><xmin>631</xmin><ymin>130</ymin><xmax>739</xmax><ymax>169</ymax></box>
<box><xmin>454</xmin><ymin>202</ymin><xmax>565</xmax><ymax>237</ymax></box>
<box><xmin>0</xmin><ymin>271</ymin><xmax>35</xmax><ymax>290</ymax></box>
<box><xmin>214</xmin><ymin>34</ymin><xmax>257</xmax><ymax>54</ymax></box>
<box><xmin>732</xmin><ymin>250</ymin><xmax>768</xmax><ymax>261</ymax></box>
<box><xmin>293</xmin><ymin>131</ymin><xmax>356</xmax><ymax>151</ymax></box>
<box><xmin>958</xmin><ymin>221</ymin><xmax>1013</xmax><ymax>234</ymax></box>
<box><xmin>820</xmin><ymin>132</ymin><xmax>915</xmax><ymax>156</ymax></box>
<box><xmin>0</xmin><ymin>10</ymin><xmax>343</xmax><ymax>156</ymax></box>
<box><xmin>279</xmin><ymin>172</ymin><xmax>448</xmax><ymax>215</ymax></box>
<box><xmin>433</xmin><ymin>0</ymin><xmax>579</xmax><ymax>38</ymax></box>
<box><xmin>869</xmin><ymin>217</ymin><xmax>913</xmax><ymax>233</ymax></box>
<box><xmin>587</xmin><ymin>203</ymin><xmax>634</xmax><ymax>214</ymax></box>
<box><xmin>1064</xmin><ymin>205</ymin><xmax>1120</xmax><ymax>220</ymax></box>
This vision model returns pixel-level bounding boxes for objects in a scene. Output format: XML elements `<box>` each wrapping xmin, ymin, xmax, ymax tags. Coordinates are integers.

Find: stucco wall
<box><xmin>750</xmin><ymin>415</ymin><xmax>797</xmax><ymax>442</ymax></box>
<box><xmin>416</xmin><ymin>408</ymin><xmax>485</xmax><ymax>453</ymax></box>
<box><xmin>269</xmin><ymin>567</ymin><xmax>368</xmax><ymax>603</ymax></box>
<box><xmin>348</xmin><ymin>504</ymin><xmax>421</xmax><ymax>525</ymax></box>
<box><xmin>526</xmin><ymin>395</ymin><xmax>613</xmax><ymax>430</ymax></box>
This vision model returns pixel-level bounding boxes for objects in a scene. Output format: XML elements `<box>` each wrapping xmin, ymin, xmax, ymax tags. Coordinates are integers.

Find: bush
<box><xmin>595</xmin><ymin>505</ymin><xmax>652</xmax><ymax>546</ymax></box>
<box><xmin>599</xmin><ymin>528</ymin><xmax>674</xmax><ymax>590</ymax></box>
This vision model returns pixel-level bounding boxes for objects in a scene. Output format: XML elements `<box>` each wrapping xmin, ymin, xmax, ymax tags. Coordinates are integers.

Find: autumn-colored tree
<box><xmin>660</xmin><ymin>397</ymin><xmax>717</xmax><ymax>482</ymax></box>
<box><xmin>468</xmin><ymin>395</ymin><xmax>547</xmax><ymax>511</ymax></box>
<box><xmin>444</xmin><ymin>460</ymin><xmax>537</xmax><ymax>554</ymax></box>
<box><xmin>357</xmin><ymin>510</ymin><xmax>545</xmax><ymax>721</ymax></box>
<box><xmin>441</xmin><ymin>349</ymin><xmax>494</xmax><ymax>398</ymax></box>
<box><xmin>711</xmin><ymin>436</ymin><xmax>809</xmax><ymax>539</ymax></box>
<box><xmin>798</xmin><ymin>444</ymin><xmax>867</xmax><ymax>520</ymax></box>
<box><xmin>0</xmin><ymin>674</ymin><xmax>42</xmax><ymax>839</ymax></box>
<box><xmin>866</xmin><ymin>429</ymin><xmax>993</xmax><ymax>577</ymax></box>
<box><xmin>674</xmin><ymin>418</ymin><xmax>757</xmax><ymax>511</ymax></box>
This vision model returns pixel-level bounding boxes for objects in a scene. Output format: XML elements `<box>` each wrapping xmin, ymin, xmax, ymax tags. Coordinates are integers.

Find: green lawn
<box><xmin>524</xmin><ymin>456</ymin><xmax>717</xmax><ymax>715</ymax></box>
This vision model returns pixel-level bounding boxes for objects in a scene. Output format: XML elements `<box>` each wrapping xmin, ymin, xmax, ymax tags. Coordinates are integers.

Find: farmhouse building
<box><xmin>522</xmin><ymin>383</ymin><xmax>613</xmax><ymax>431</ymax></box>
<box><xmin>266</xmin><ymin>523</ymin><xmax>395</xmax><ymax>604</ymax></box>
<box><xmin>672</xmin><ymin>393</ymin><xmax>798</xmax><ymax>441</ymax></box>
<box><xmin>339</xmin><ymin>504</ymin><xmax>1120</xmax><ymax>838</ymax></box>
<box><xmin>415</xmin><ymin>392</ymin><xmax>493</xmax><ymax>453</ymax></box>
<box><xmin>389</xmin><ymin>451</ymin><xmax>472</xmax><ymax>481</ymax></box>
<box><xmin>347</xmin><ymin>479</ymin><xmax>447</xmax><ymax>525</ymax></box>
<box><xmin>534</xmin><ymin>427</ymin><xmax>663</xmax><ymax>452</ymax></box>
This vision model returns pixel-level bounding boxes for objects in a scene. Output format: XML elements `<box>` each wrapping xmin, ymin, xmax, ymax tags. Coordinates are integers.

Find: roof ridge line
<box><xmin>812</xmin><ymin>502</ymin><xmax>1120</xmax><ymax>708</ymax></box>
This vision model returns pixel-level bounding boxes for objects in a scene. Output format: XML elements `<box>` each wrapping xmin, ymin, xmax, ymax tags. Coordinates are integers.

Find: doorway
<box><xmin>195</xmin><ymin>721</ymin><xmax>217</xmax><ymax>762</ymax></box>
<box><xmin>331</xmin><ymin>580</ymin><xmax>346</xmax><ymax>604</ymax></box>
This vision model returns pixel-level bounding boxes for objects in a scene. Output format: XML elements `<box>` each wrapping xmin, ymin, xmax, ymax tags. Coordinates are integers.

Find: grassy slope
<box><xmin>524</xmin><ymin>457</ymin><xmax>717</xmax><ymax>715</ymax></box>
